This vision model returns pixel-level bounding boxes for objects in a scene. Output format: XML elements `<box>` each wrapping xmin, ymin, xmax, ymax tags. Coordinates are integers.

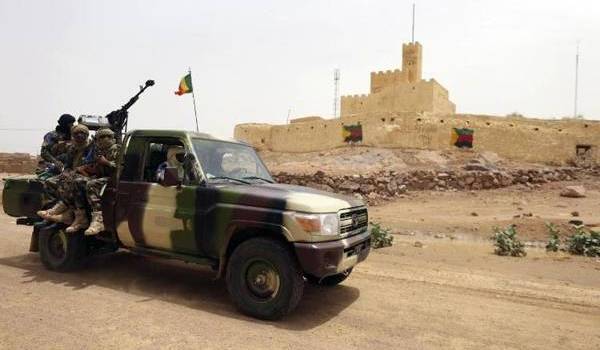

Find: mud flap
<box><xmin>30</xmin><ymin>229</ymin><xmax>39</xmax><ymax>252</ymax></box>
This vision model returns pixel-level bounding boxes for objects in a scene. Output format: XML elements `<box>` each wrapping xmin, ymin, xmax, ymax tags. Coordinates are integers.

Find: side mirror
<box><xmin>160</xmin><ymin>167</ymin><xmax>181</xmax><ymax>187</ymax></box>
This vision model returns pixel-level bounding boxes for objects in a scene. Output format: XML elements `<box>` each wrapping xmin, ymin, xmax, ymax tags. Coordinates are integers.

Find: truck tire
<box><xmin>226</xmin><ymin>237</ymin><xmax>304</xmax><ymax>320</ymax></box>
<box><xmin>39</xmin><ymin>226</ymin><xmax>86</xmax><ymax>272</ymax></box>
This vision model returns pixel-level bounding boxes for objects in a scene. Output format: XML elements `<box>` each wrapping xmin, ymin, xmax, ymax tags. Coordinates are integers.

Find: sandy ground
<box><xmin>370</xmin><ymin>179</ymin><xmax>600</xmax><ymax>242</ymax></box>
<box><xmin>1</xmin><ymin>206</ymin><xmax>599</xmax><ymax>349</ymax></box>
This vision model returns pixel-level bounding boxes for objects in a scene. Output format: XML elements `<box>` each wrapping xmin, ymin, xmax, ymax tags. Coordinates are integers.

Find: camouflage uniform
<box><xmin>37</xmin><ymin>114</ymin><xmax>75</xmax><ymax>203</ymax></box>
<box><xmin>39</xmin><ymin>124</ymin><xmax>91</xmax><ymax>228</ymax></box>
<box><xmin>86</xmin><ymin>143</ymin><xmax>119</xmax><ymax>211</ymax></box>
<box><xmin>56</xmin><ymin>132</ymin><xmax>93</xmax><ymax>209</ymax></box>
<box><xmin>85</xmin><ymin>129</ymin><xmax>119</xmax><ymax>235</ymax></box>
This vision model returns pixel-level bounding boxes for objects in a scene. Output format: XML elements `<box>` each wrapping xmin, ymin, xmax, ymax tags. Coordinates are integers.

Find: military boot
<box><xmin>85</xmin><ymin>211</ymin><xmax>105</xmax><ymax>236</ymax></box>
<box><xmin>47</xmin><ymin>209</ymin><xmax>74</xmax><ymax>225</ymax></box>
<box><xmin>65</xmin><ymin>209</ymin><xmax>90</xmax><ymax>233</ymax></box>
<box><xmin>36</xmin><ymin>201</ymin><xmax>67</xmax><ymax>219</ymax></box>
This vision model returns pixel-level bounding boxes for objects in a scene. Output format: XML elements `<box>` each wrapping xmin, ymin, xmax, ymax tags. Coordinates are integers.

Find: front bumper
<box><xmin>293</xmin><ymin>230</ymin><xmax>371</xmax><ymax>278</ymax></box>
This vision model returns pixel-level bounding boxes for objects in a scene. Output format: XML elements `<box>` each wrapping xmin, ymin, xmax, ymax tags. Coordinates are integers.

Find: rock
<box><xmin>339</xmin><ymin>181</ymin><xmax>360</xmax><ymax>192</ymax></box>
<box><xmin>314</xmin><ymin>170</ymin><xmax>325</xmax><ymax>177</ymax></box>
<box><xmin>434</xmin><ymin>233</ymin><xmax>446</xmax><ymax>239</ymax></box>
<box><xmin>414</xmin><ymin>241</ymin><xmax>423</xmax><ymax>248</ymax></box>
<box><xmin>386</xmin><ymin>181</ymin><xmax>398</xmax><ymax>193</ymax></box>
<box><xmin>359</xmin><ymin>184</ymin><xmax>376</xmax><ymax>194</ymax></box>
<box><xmin>569</xmin><ymin>219</ymin><xmax>584</xmax><ymax>226</ymax></box>
<box><xmin>465</xmin><ymin>160</ymin><xmax>489</xmax><ymax>171</ymax></box>
<box><xmin>571</xmin><ymin>211</ymin><xmax>580</xmax><ymax>217</ymax></box>
<box><xmin>522</xmin><ymin>212</ymin><xmax>533</xmax><ymax>217</ymax></box>
<box><xmin>560</xmin><ymin>185</ymin><xmax>586</xmax><ymax>198</ymax></box>
<box><xmin>470</xmin><ymin>212</ymin><xmax>478</xmax><ymax>217</ymax></box>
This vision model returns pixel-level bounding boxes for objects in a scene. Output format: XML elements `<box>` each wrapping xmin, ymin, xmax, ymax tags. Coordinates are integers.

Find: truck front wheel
<box><xmin>39</xmin><ymin>226</ymin><xmax>86</xmax><ymax>272</ymax></box>
<box><xmin>226</xmin><ymin>237</ymin><xmax>304</xmax><ymax>320</ymax></box>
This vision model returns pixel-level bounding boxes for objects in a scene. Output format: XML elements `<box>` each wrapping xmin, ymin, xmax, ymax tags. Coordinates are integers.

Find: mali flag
<box><xmin>174</xmin><ymin>73</ymin><xmax>193</xmax><ymax>95</ymax></box>
<box><xmin>342</xmin><ymin>124</ymin><xmax>363</xmax><ymax>143</ymax></box>
<box><xmin>451</xmin><ymin>128</ymin><xmax>474</xmax><ymax>148</ymax></box>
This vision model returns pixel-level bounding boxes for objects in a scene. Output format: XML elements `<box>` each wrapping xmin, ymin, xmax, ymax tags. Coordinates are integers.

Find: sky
<box><xmin>0</xmin><ymin>0</ymin><xmax>598</xmax><ymax>154</ymax></box>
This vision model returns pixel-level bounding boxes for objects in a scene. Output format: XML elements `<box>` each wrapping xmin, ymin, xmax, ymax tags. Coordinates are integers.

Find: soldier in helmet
<box><xmin>38</xmin><ymin>124</ymin><xmax>92</xmax><ymax>228</ymax></box>
<box><xmin>84</xmin><ymin>128</ymin><xmax>120</xmax><ymax>235</ymax></box>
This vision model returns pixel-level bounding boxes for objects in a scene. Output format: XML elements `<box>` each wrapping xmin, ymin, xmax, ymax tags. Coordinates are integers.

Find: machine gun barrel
<box><xmin>107</xmin><ymin>79</ymin><xmax>154</xmax><ymax>142</ymax></box>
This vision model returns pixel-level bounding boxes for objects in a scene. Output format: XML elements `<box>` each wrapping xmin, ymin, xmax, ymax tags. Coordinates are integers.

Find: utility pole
<box><xmin>574</xmin><ymin>41</ymin><xmax>580</xmax><ymax>119</ymax></box>
<box><xmin>411</xmin><ymin>3</ymin><xmax>416</xmax><ymax>43</ymax></box>
<box><xmin>333</xmin><ymin>68</ymin><xmax>340</xmax><ymax>118</ymax></box>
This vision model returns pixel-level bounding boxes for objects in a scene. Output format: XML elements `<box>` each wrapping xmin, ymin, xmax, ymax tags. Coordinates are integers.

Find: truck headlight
<box><xmin>293</xmin><ymin>212</ymin><xmax>339</xmax><ymax>235</ymax></box>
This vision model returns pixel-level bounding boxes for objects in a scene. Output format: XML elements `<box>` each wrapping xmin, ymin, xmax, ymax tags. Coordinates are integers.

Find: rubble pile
<box><xmin>0</xmin><ymin>153</ymin><xmax>37</xmax><ymax>173</ymax></box>
<box><xmin>273</xmin><ymin>159</ymin><xmax>587</xmax><ymax>204</ymax></box>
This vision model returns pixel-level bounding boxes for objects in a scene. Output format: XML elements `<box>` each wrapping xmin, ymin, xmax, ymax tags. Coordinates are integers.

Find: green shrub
<box><xmin>545</xmin><ymin>223</ymin><xmax>561</xmax><ymax>252</ymax></box>
<box><xmin>492</xmin><ymin>225</ymin><xmax>526</xmax><ymax>257</ymax></box>
<box><xmin>370</xmin><ymin>221</ymin><xmax>394</xmax><ymax>249</ymax></box>
<box><xmin>567</xmin><ymin>226</ymin><xmax>600</xmax><ymax>257</ymax></box>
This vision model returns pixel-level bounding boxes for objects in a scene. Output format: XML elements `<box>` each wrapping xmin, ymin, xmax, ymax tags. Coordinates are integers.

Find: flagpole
<box><xmin>189</xmin><ymin>67</ymin><xmax>200</xmax><ymax>132</ymax></box>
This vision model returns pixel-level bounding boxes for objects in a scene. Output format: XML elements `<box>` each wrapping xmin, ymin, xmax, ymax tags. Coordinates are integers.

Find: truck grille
<box><xmin>339</xmin><ymin>208</ymin><xmax>368</xmax><ymax>237</ymax></box>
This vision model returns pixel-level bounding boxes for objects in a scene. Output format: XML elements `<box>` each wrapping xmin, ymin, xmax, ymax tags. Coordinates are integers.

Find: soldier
<box><xmin>38</xmin><ymin>124</ymin><xmax>92</xmax><ymax>227</ymax></box>
<box><xmin>38</xmin><ymin>114</ymin><xmax>75</xmax><ymax>171</ymax></box>
<box><xmin>84</xmin><ymin>128</ymin><xmax>120</xmax><ymax>235</ymax></box>
<box><xmin>155</xmin><ymin>145</ymin><xmax>184</xmax><ymax>182</ymax></box>
<box><xmin>36</xmin><ymin>114</ymin><xmax>76</xmax><ymax>217</ymax></box>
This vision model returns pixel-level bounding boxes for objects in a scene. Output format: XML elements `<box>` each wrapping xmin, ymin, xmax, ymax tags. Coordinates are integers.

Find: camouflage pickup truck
<box><xmin>3</xmin><ymin>129</ymin><xmax>371</xmax><ymax>319</ymax></box>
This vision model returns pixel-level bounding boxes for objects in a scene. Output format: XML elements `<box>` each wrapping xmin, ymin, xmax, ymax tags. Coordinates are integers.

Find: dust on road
<box><xmin>0</xmin><ymin>211</ymin><xmax>599</xmax><ymax>349</ymax></box>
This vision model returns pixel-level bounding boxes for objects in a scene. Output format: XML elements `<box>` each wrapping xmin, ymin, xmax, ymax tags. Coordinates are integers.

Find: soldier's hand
<box><xmin>54</xmin><ymin>161</ymin><xmax>64</xmax><ymax>172</ymax></box>
<box><xmin>98</xmin><ymin>156</ymin><xmax>111</xmax><ymax>166</ymax></box>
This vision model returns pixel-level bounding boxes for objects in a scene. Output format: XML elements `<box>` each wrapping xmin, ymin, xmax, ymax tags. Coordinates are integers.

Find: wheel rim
<box><xmin>245</xmin><ymin>259</ymin><xmax>281</xmax><ymax>301</ymax></box>
<box><xmin>48</xmin><ymin>230</ymin><xmax>67</xmax><ymax>260</ymax></box>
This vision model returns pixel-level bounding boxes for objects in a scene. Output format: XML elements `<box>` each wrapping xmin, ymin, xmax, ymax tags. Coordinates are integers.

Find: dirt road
<box><xmin>1</xmin><ymin>211</ymin><xmax>599</xmax><ymax>349</ymax></box>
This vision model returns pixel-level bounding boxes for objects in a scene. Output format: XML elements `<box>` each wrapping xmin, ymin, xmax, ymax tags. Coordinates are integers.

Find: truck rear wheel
<box><xmin>39</xmin><ymin>226</ymin><xmax>86</xmax><ymax>272</ymax></box>
<box><xmin>226</xmin><ymin>237</ymin><xmax>304</xmax><ymax>320</ymax></box>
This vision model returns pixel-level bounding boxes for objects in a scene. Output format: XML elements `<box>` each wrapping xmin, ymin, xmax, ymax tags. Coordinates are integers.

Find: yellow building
<box><xmin>340</xmin><ymin>42</ymin><xmax>456</xmax><ymax>116</ymax></box>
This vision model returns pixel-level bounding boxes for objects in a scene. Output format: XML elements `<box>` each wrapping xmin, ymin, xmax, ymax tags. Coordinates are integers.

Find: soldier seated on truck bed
<box><xmin>84</xmin><ymin>128</ymin><xmax>120</xmax><ymax>235</ymax></box>
<box><xmin>37</xmin><ymin>113</ymin><xmax>76</xmax><ymax>207</ymax></box>
<box><xmin>37</xmin><ymin>124</ymin><xmax>91</xmax><ymax>226</ymax></box>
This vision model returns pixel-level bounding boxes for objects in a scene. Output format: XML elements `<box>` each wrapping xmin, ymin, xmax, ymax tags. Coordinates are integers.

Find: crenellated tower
<box><xmin>402</xmin><ymin>42</ymin><xmax>422</xmax><ymax>83</ymax></box>
<box><xmin>341</xmin><ymin>41</ymin><xmax>455</xmax><ymax>117</ymax></box>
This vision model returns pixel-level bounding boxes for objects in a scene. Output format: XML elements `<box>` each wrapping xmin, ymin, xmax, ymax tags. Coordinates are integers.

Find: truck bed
<box><xmin>2</xmin><ymin>175</ymin><xmax>48</xmax><ymax>218</ymax></box>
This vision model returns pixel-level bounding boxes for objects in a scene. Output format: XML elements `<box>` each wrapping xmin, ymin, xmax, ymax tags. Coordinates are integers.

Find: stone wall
<box><xmin>234</xmin><ymin>112</ymin><xmax>600</xmax><ymax>165</ymax></box>
<box><xmin>273</xmin><ymin>163</ymin><xmax>598</xmax><ymax>205</ymax></box>
<box><xmin>0</xmin><ymin>153</ymin><xmax>38</xmax><ymax>173</ymax></box>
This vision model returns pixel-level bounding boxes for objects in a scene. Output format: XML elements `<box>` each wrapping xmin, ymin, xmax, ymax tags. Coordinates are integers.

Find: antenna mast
<box><xmin>333</xmin><ymin>68</ymin><xmax>341</xmax><ymax>118</ymax></box>
<box><xmin>574</xmin><ymin>41</ymin><xmax>580</xmax><ymax>118</ymax></box>
<box><xmin>411</xmin><ymin>3</ymin><xmax>416</xmax><ymax>43</ymax></box>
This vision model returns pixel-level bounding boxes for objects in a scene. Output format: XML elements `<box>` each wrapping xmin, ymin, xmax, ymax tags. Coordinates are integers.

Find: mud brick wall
<box><xmin>0</xmin><ymin>153</ymin><xmax>38</xmax><ymax>173</ymax></box>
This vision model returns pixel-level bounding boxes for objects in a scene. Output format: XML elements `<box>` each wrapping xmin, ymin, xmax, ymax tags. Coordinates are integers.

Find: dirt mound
<box><xmin>260</xmin><ymin>147</ymin><xmax>530</xmax><ymax>176</ymax></box>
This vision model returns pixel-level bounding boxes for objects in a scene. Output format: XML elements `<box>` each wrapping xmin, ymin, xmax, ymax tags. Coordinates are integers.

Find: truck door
<box><xmin>116</xmin><ymin>136</ymin><xmax>200</xmax><ymax>254</ymax></box>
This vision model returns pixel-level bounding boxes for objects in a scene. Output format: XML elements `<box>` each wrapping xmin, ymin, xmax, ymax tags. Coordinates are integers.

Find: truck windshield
<box><xmin>192</xmin><ymin>138</ymin><xmax>273</xmax><ymax>183</ymax></box>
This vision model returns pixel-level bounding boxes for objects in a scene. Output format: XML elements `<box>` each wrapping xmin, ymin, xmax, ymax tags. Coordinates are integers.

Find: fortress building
<box><xmin>234</xmin><ymin>42</ymin><xmax>599</xmax><ymax>165</ymax></box>
<box><xmin>341</xmin><ymin>42</ymin><xmax>456</xmax><ymax>117</ymax></box>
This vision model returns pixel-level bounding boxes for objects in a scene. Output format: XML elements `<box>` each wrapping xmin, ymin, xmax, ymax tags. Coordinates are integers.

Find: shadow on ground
<box><xmin>0</xmin><ymin>251</ymin><xmax>360</xmax><ymax>330</ymax></box>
